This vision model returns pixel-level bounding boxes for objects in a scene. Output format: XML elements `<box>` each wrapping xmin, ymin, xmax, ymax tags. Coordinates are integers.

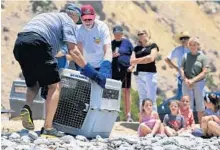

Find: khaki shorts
<box><xmin>182</xmin><ymin>79</ymin><xmax>205</xmax><ymax>112</ymax></box>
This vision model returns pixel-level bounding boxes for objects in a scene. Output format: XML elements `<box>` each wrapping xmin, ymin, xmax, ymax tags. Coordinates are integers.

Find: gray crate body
<box><xmin>54</xmin><ymin>109</ymin><xmax>118</xmax><ymax>138</ymax></box>
<box><xmin>53</xmin><ymin>69</ymin><xmax>121</xmax><ymax>138</ymax></box>
<box><xmin>9</xmin><ymin>80</ymin><xmax>45</xmax><ymax>119</ymax></box>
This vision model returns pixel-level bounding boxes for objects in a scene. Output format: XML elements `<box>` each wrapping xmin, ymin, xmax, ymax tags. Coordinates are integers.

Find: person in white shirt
<box><xmin>77</xmin><ymin>4</ymin><xmax>112</xmax><ymax>72</ymax></box>
<box><xmin>69</xmin><ymin>4</ymin><xmax>111</xmax><ymax>88</ymax></box>
<box><xmin>165</xmin><ymin>31</ymin><xmax>190</xmax><ymax>100</ymax></box>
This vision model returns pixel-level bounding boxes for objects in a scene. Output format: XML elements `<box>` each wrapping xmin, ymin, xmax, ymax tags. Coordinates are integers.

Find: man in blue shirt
<box><xmin>165</xmin><ymin>31</ymin><xmax>190</xmax><ymax>100</ymax></box>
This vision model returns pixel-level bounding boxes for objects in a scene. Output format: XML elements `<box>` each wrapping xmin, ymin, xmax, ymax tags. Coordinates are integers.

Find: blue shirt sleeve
<box><xmin>60</xmin><ymin>44</ymin><xmax>68</xmax><ymax>55</ymax></box>
<box><xmin>204</xmin><ymin>108</ymin><xmax>214</xmax><ymax>116</ymax></box>
<box><xmin>167</xmin><ymin>47</ymin><xmax>178</xmax><ymax>60</ymax></box>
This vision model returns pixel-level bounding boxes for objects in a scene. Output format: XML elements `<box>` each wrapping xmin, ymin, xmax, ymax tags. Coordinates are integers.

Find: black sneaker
<box><xmin>20</xmin><ymin>105</ymin><xmax>34</xmax><ymax>130</ymax></box>
<box><xmin>41</xmin><ymin>127</ymin><xmax>65</xmax><ymax>138</ymax></box>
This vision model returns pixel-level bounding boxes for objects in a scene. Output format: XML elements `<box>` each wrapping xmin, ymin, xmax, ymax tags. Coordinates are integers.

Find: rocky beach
<box><xmin>2</xmin><ymin>129</ymin><xmax>220</xmax><ymax>150</ymax></box>
<box><xmin>1</xmin><ymin>120</ymin><xmax>220</xmax><ymax>150</ymax></box>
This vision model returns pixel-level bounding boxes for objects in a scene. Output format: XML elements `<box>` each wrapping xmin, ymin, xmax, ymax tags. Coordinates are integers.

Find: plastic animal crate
<box><xmin>53</xmin><ymin>69</ymin><xmax>122</xmax><ymax>138</ymax></box>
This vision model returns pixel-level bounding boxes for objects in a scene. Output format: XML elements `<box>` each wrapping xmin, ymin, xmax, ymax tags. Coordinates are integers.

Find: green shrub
<box><xmin>119</xmin><ymin>89</ymin><xmax>165</xmax><ymax>122</ymax></box>
<box><xmin>119</xmin><ymin>88</ymin><xmax>139</xmax><ymax>121</ymax></box>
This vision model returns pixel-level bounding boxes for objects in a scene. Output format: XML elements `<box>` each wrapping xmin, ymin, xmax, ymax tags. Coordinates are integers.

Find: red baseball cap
<box><xmin>81</xmin><ymin>4</ymin><xmax>95</xmax><ymax>20</ymax></box>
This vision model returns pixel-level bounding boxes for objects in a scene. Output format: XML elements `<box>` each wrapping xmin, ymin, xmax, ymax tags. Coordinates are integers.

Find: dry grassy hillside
<box><xmin>1</xmin><ymin>1</ymin><xmax>220</xmax><ymax>109</ymax></box>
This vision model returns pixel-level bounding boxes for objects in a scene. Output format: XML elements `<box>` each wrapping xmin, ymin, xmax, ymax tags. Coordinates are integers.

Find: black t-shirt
<box><xmin>111</xmin><ymin>40</ymin><xmax>122</xmax><ymax>72</ymax></box>
<box><xmin>134</xmin><ymin>43</ymin><xmax>159</xmax><ymax>73</ymax></box>
<box><xmin>112</xmin><ymin>40</ymin><xmax>122</xmax><ymax>61</ymax></box>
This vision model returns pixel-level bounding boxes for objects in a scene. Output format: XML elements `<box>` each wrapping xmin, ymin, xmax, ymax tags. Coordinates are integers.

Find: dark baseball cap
<box><xmin>113</xmin><ymin>25</ymin><xmax>123</xmax><ymax>33</ymax></box>
<box><xmin>81</xmin><ymin>4</ymin><xmax>95</xmax><ymax>20</ymax></box>
<box><xmin>204</xmin><ymin>93</ymin><xmax>220</xmax><ymax>105</ymax></box>
<box><xmin>64</xmin><ymin>3</ymin><xmax>81</xmax><ymax>15</ymax></box>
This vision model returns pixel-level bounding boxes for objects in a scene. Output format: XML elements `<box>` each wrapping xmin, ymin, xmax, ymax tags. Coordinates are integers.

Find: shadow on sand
<box><xmin>119</xmin><ymin>122</ymin><xmax>139</xmax><ymax>131</ymax></box>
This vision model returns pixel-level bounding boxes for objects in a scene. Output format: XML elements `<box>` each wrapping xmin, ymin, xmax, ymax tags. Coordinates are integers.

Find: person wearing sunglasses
<box><xmin>165</xmin><ymin>31</ymin><xmax>190</xmax><ymax>101</ymax></box>
<box><xmin>76</xmin><ymin>4</ymin><xmax>112</xmax><ymax>80</ymax></box>
<box><xmin>130</xmin><ymin>29</ymin><xmax>159</xmax><ymax>112</ymax></box>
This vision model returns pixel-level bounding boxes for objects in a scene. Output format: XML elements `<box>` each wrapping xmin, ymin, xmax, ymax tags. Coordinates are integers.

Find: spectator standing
<box><xmin>181</xmin><ymin>37</ymin><xmax>209</xmax><ymax>123</ymax></box>
<box><xmin>165</xmin><ymin>31</ymin><xmax>190</xmax><ymax>100</ymax></box>
<box><xmin>131</xmin><ymin>29</ymin><xmax>159</xmax><ymax>112</ymax></box>
<box><xmin>111</xmin><ymin>25</ymin><xmax>134</xmax><ymax>122</ymax></box>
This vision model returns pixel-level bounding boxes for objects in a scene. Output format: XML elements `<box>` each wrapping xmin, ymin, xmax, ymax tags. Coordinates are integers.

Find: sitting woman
<box><xmin>201</xmin><ymin>93</ymin><xmax>220</xmax><ymax>137</ymax></box>
<box><xmin>138</xmin><ymin>98</ymin><xmax>164</xmax><ymax>137</ymax></box>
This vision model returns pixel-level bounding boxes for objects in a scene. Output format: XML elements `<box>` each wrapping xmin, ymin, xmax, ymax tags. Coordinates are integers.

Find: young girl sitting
<box><xmin>163</xmin><ymin>100</ymin><xmax>185</xmax><ymax>136</ymax></box>
<box><xmin>201</xmin><ymin>93</ymin><xmax>220</xmax><ymax>137</ymax></box>
<box><xmin>138</xmin><ymin>98</ymin><xmax>163</xmax><ymax>137</ymax></box>
<box><xmin>179</xmin><ymin>95</ymin><xmax>195</xmax><ymax>131</ymax></box>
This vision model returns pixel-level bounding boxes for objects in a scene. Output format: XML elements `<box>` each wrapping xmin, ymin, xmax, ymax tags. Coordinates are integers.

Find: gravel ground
<box><xmin>1</xmin><ymin>119</ymin><xmax>220</xmax><ymax>150</ymax></box>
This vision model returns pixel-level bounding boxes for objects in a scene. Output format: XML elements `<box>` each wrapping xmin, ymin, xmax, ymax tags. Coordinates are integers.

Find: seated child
<box><xmin>138</xmin><ymin>98</ymin><xmax>164</xmax><ymax>137</ymax></box>
<box><xmin>179</xmin><ymin>95</ymin><xmax>195</xmax><ymax>131</ymax></box>
<box><xmin>201</xmin><ymin>93</ymin><xmax>220</xmax><ymax>137</ymax></box>
<box><xmin>163</xmin><ymin>100</ymin><xmax>185</xmax><ymax>136</ymax></box>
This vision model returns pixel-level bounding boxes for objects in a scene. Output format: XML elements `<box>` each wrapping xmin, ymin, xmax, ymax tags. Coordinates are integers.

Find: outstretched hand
<box><xmin>69</xmin><ymin>49</ymin><xmax>86</xmax><ymax>68</ymax></box>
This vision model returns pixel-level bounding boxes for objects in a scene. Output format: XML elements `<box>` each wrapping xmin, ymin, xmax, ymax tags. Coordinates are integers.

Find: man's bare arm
<box><xmin>67</xmin><ymin>42</ymin><xmax>86</xmax><ymax>68</ymax></box>
<box><xmin>103</xmin><ymin>44</ymin><xmax>112</xmax><ymax>62</ymax></box>
<box><xmin>77</xmin><ymin>42</ymin><xmax>84</xmax><ymax>55</ymax></box>
<box><xmin>130</xmin><ymin>48</ymin><xmax>158</xmax><ymax>65</ymax></box>
<box><xmin>165</xmin><ymin>58</ymin><xmax>178</xmax><ymax>71</ymax></box>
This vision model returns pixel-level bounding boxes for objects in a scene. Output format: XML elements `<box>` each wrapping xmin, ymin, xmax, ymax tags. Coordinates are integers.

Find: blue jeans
<box><xmin>176</xmin><ymin>75</ymin><xmax>183</xmax><ymax>100</ymax></box>
<box><xmin>165</xmin><ymin>76</ymin><xmax>183</xmax><ymax>102</ymax></box>
<box><xmin>57</xmin><ymin>56</ymin><xmax>68</xmax><ymax>69</ymax></box>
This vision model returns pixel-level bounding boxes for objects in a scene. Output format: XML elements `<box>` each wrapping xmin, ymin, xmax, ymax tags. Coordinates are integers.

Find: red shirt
<box><xmin>180</xmin><ymin>108</ymin><xmax>195</xmax><ymax>128</ymax></box>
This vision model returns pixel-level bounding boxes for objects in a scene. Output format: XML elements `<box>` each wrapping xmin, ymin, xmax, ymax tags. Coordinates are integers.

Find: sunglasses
<box><xmin>137</xmin><ymin>33</ymin><xmax>145</xmax><ymax>36</ymax></box>
<box><xmin>82</xmin><ymin>19</ymin><xmax>93</xmax><ymax>22</ymax></box>
<box><xmin>180</xmin><ymin>36</ymin><xmax>190</xmax><ymax>41</ymax></box>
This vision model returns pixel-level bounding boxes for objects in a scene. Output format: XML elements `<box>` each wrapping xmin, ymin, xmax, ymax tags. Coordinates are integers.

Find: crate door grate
<box><xmin>54</xmin><ymin>76</ymin><xmax>91</xmax><ymax>129</ymax></box>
